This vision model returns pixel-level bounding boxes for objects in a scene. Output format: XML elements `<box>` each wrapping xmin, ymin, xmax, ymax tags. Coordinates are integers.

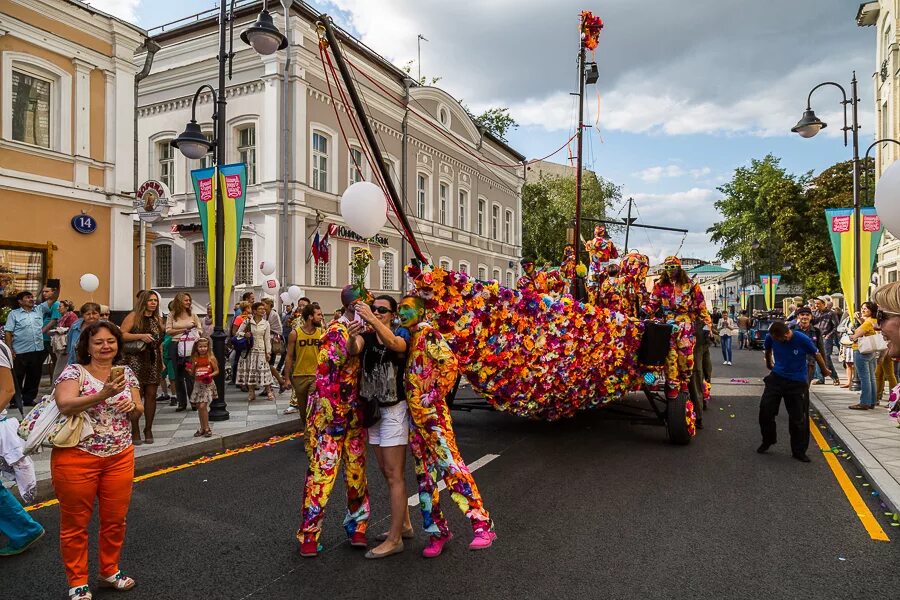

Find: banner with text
<box><xmin>760</xmin><ymin>275</ymin><xmax>781</xmax><ymax>311</ymax></box>
<box><xmin>825</xmin><ymin>207</ymin><xmax>883</xmax><ymax>317</ymax></box>
<box><xmin>191</xmin><ymin>163</ymin><xmax>248</xmax><ymax>325</ymax></box>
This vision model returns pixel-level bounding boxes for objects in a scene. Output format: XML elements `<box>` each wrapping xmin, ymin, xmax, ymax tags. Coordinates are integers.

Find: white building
<box><xmin>135</xmin><ymin>1</ymin><xmax>524</xmax><ymax>311</ymax></box>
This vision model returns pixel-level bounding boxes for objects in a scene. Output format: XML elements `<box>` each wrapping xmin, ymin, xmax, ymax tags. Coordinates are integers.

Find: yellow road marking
<box><xmin>25</xmin><ymin>432</ymin><xmax>302</xmax><ymax>512</ymax></box>
<box><xmin>809</xmin><ymin>417</ymin><xmax>890</xmax><ymax>542</ymax></box>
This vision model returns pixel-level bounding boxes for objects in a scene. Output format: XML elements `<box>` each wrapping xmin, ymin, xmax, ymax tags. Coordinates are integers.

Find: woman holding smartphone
<box><xmin>53</xmin><ymin>321</ymin><xmax>143</xmax><ymax>600</ymax></box>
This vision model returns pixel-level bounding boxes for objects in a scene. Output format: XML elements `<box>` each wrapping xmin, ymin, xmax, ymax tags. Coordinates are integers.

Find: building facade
<box><xmin>859</xmin><ymin>2</ymin><xmax>900</xmax><ymax>284</ymax></box>
<box><xmin>0</xmin><ymin>0</ymin><xmax>146</xmax><ymax>310</ymax></box>
<box><xmin>136</xmin><ymin>2</ymin><xmax>524</xmax><ymax>312</ymax></box>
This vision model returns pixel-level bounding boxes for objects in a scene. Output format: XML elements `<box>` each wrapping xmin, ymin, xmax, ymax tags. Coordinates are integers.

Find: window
<box><xmin>506</xmin><ymin>271</ymin><xmax>514</xmax><ymax>288</ymax></box>
<box><xmin>458</xmin><ymin>190</ymin><xmax>468</xmax><ymax>231</ymax></box>
<box><xmin>439</xmin><ymin>106</ymin><xmax>450</xmax><ymax>128</ymax></box>
<box><xmin>193</xmin><ymin>241</ymin><xmax>208</xmax><ymax>287</ymax></box>
<box><xmin>458</xmin><ymin>261</ymin><xmax>469</xmax><ymax>275</ymax></box>
<box><xmin>477</xmin><ymin>265</ymin><xmax>487</xmax><ymax>280</ymax></box>
<box><xmin>417</xmin><ymin>174</ymin><xmax>427</xmax><ymax>219</ymax></box>
<box><xmin>11</xmin><ymin>70</ymin><xmax>50</xmax><ymax>148</ymax></box>
<box><xmin>439</xmin><ymin>182</ymin><xmax>449</xmax><ymax>225</ymax></box>
<box><xmin>492</xmin><ymin>268</ymin><xmax>501</xmax><ymax>282</ymax></box>
<box><xmin>882</xmin><ymin>100</ymin><xmax>890</xmax><ymax>151</ymax></box>
<box><xmin>381</xmin><ymin>252</ymin><xmax>396</xmax><ymax>290</ymax></box>
<box><xmin>0</xmin><ymin>245</ymin><xmax>47</xmax><ymax>298</ymax></box>
<box><xmin>504</xmin><ymin>210</ymin><xmax>513</xmax><ymax>244</ymax></box>
<box><xmin>491</xmin><ymin>205</ymin><xmax>500</xmax><ymax>240</ymax></box>
<box><xmin>890</xmin><ymin>270</ymin><xmax>899</xmax><ymax>284</ymax></box>
<box><xmin>158</xmin><ymin>141</ymin><xmax>174</xmax><ymax>191</ymax></box>
<box><xmin>312</xmin><ymin>132</ymin><xmax>329</xmax><ymax>192</ymax></box>
<box><xmin>235</xmin><ymin>238</ymin><xmax>253</xmax><ymax>285</ymax></box>
<box><xmin>314</xmin><ymin>254</ymin><xmax>331</xmax><ymax>287</ymax></box>
<box><xmin>477</xmin><ymin>199</ymin><xmax>486</xmax><ymax>236</ymax></box>
<box><xmin>439</xmin><ymin>258</ymin><xmax>451</xmax><ymax>271</ymax></box>
<box><xmin>238</xmin><ymin>126</ymin><xmax>256</xmax><ymax>185</ymax></box>
<box><xmin>349</xmin><ymin>147</ymin><xmax>365</xmax><ymax>185</ymax></box>
<box><xmin>383</xmin><ymin>158</ymin><xmax>397</xmax><ymax>190</ymax></box>
<box><xmin>155</xmin><ymin>245</ymin><xmax>172</xmax><ymax>288</ymax></box>
<box><xmin>199</xmin><ymin>132</ymin><xmax>215</xmax><ymax>169</ymax></box>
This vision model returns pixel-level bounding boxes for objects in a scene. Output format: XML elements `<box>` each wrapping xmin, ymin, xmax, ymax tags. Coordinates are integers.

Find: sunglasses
<box><xmin>373</xmin><ymin>306</ymin><xmax>393</xmax><ymax>315</ymax></box>
<box><xmin>664</xmin><ymin>264</ymin><xmax>679</xmax><ymax>271</ymax></box>
<box><xmin>876</xmin><ymin>309</ymin><xmax>900</xmax><ymax>325</ymax></box>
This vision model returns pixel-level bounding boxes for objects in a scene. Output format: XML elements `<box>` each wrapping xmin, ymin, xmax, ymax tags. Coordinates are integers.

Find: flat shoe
<box><xmin>365</xmin><ymin>542</ymin><xmax>404</xmax><ymax>559</ymax></box>
<box><xmin>848</xmin><ymin>404</ymin><xmax>870</xmax><ymax>410</ymax></box>
<box><xmin>97</xmin><ymin>571</ymin><xmax>136</xmax><ymax>591</ymax></box>
<box><xmin>375</xmin><ymin>528</ymin><xmax>414</xmax><ymax>542</ymax></box>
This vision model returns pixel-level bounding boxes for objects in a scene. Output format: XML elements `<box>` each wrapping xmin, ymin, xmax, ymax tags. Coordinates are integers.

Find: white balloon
<box><xmin>288</xmin><ymin>285</ymin><xmax>303</xmax><ymax>302</ymax></box>
<box><xmin>264</xmin><ymin>278</ymin><xmax>279</xmax><ymax>291</ymax></box>
<box><xmin>340</xmin><ymin>181</ymin><xmax>387</xmax><ymax>239</ymax></box>
<box><xmin>875</xmin><ymin>160</ymin><xmax>900</xmax><ymax>237</ymax></box>
<box><xmin>79</xmin><ymin>273</ymin><xmax>99</xmax><ymax>293</ymax></box>
<box><xmin>259</xmin><ymin>260</ymin><xmax>276</xmax><ymax>276</ymax></box>
<box><xmin>280</xmin><ymin>292</ymin><xmax>291</xmax><ymax>304</ymax></box>
<box><xmin>378</xmin><ymin>258</ymin><xmax>386</xmax><ymax>269</ymax></box>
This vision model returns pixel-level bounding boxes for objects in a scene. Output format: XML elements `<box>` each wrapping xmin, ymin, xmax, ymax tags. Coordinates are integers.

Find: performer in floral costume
<box><xmin>643</xmin><ymin>256</ymin><xmax>711</xmax><ymax>401</ymax></box>
<box><xmin>584</xmin><ymin>224</ymin><xmax>619</xmax><ymax>288</ymax></box>
<box><xmin>298</xmin><ymin>284</ymin><xmax>371</xmax><ymax>557</ymax></box>
<box><xmin>560</xmin><ymin>244</ymin><xmax>576</xmax><ymax>283</ymax></box>
<box><xmin>515</xmin><ymin>258</ymin><xmax>548</xmax><ymax>294</ymax></box>
<box><xmin>399</xmin><ymin>295</ymin><xmax>496</xmax><ymax>557</ymax></box>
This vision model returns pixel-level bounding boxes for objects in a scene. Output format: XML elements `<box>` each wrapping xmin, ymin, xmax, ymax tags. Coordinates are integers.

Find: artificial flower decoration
<box><xmin>349</xmin><ymin>247</ymin><xmax>374</xmax><ymax>297</ymax></box>
<box><xmin>581</xmin><ymin>10</ymin><xmax>604</xmax><ymax>51</ymax></box>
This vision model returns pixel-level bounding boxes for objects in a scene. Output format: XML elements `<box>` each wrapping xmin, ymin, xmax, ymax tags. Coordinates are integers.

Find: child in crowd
<box><xmin>189</xmin><ymin>337</ymin><xmax>218</xmax><ymax>438</ymax></box>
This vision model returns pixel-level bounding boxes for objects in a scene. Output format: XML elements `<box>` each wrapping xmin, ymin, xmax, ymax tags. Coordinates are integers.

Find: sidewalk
<box><xmin>808</xmin><ymin>365</ymin><xmax>900</xmax><ymax>512</ymax></box>
<box><xmin>6</xmin><ymin>383</ymin><xmax>302</xmax><ymax>503</ymax></box>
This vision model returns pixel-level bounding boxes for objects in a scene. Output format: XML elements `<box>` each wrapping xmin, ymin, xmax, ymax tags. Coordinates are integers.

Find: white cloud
<box><xmin>634</xmin><ymin>165</ymin><xmax>685</xmax><ymax>182</ymax></box>
<box><xmin>83</xmin><ymin>0</ymin><xmax>140</xmax><ymax>22</ymax></box>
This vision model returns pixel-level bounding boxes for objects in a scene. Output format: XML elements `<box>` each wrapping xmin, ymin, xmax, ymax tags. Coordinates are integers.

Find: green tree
<box><xmin>472</xmin><ymin>107</ymin><xmax>518</xmax><ymax>141</ymax></box>
<box><xmin>521</xmin><ymin>171</ymin><xmax>621</xmax><ymax>265</ymax></box>
<box><xmin>402</xmin><ymin>60</ymin><xmax>441</xmax><ymax>86</ymax></box>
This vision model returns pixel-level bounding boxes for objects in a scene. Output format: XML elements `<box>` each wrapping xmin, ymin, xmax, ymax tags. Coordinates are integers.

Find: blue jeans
<box><xmin>738</xmin><ymin>329</ymin><xmax>746</xmax><ymax>348</ymax></box>
<box><xmin>854</xmin><ymin>349</ymin><xmax>877</xmax><ymax>407</ymax></box>
<box><xmin>0</xmin><ymin>485</ymin><xmax>43</xmax><ymax>550</ymax></box>
<box><xmin>816</xmin><ymin>336</ymin><xmax>839</xmax><ymax>383</ymax></box>
<box><xmin>721</xmin><ymin>335</ymin><xmax>733</xmax><ymax>362</ymax></box>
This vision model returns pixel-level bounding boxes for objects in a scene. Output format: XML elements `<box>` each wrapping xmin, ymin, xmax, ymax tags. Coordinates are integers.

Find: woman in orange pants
<box><xmin>53</xmin><ymin>321</ymin><xmax>143</xmax><ymax>600</ymax></box>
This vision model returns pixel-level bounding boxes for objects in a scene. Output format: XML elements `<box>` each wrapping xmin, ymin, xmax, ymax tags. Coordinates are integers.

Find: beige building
<box><xmin>859</xmin><ymin>2</ymin><xmax>900</xmax><ymax>284</ymax></box>
<box><xmin>0</xmin><ymin>0</ymin><xmax>146</xmax><ymax>310</ymax></box>
<box><xmin>136</xmin><ymin>2</ymin><xmax>524</xmax><ymax>311</ymax></box>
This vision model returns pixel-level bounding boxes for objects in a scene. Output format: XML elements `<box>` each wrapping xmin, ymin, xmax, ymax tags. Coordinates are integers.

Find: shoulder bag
<box><xmin>858</xmin><ymin>333</ymin><xmax>888</xmax><ymax>355</ymax></box>
<box><xmin>17</xmin><ymin>365</ymin><xmax>94</xmax><ymax>454</ymax></box>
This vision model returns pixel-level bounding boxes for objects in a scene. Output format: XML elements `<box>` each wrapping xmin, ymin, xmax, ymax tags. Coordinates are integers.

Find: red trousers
<box><xmin>51</xmin><ymin>446</ymin><xmax>135</xmax><ymax>587</ymax></box>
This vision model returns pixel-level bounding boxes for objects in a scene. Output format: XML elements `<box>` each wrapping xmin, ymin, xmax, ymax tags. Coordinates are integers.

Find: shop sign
<box><xmin>135</xmin><ymin>180</ymin><xmax>173</xmax><ymax>222</ymax></box>
<box><xmin>71</xmin><ymin>213</ymin><xmax>97</xmax><ymax>234</ymax></box>
<box><xmin>327</xmin><ymin>223</ymin><xmax>389</xmax><ymax>246</ymax></box>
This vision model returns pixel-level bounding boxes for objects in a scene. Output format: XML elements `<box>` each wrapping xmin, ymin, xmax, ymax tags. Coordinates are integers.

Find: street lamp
<box><xmin>171</xmin><ymin>0</ymin><xmax>286</xmax><ymax>421</ymax></box>
<box><xmin>792</xmin><ymin>74</ymin><xmax>862</xmax><ymax>318</ymax></box>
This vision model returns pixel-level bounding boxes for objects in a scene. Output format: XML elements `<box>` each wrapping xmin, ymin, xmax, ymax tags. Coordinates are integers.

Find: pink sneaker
<box><xmin>422</xmin><ymin>533</ymin><xmax>453</xmax><ymax>558</ymax></box>
<box><xmin>468</xmin><ymin>530</ymin><xmax>497</xmax><ymax>550</ymax></box>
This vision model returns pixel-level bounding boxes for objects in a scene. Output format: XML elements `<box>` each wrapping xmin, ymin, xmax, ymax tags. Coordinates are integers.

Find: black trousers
<box><xmin>14</xmin><ymin>350</ymin><xmax>46</xmax><ymax>404</ymax></box>
<box><xmin>759</xmin><ymin>372</ymin><xmax>809</xmax><ymax>456</ymax></box>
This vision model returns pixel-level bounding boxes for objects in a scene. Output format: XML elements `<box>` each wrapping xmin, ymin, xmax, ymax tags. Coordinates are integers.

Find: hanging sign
<box><xmin>135</xmin><ymin>180</ymin><xmax>173</xmax><ymax>222</ymax></box>
<box><xmin>327</xmin><ymin>223</ymin><xmax>389</xmax><ymax>246</ymax></box>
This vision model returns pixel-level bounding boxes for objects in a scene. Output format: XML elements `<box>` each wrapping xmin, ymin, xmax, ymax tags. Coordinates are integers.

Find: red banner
<box><xmin>831</xmin><ymin>215</ymin><xmax>851</xmax><ymax>233</ymax></box>
<box><xmin>863</xmin><ymin>214</ymin><xmax>882</xmax><ymax>232</ymax></box>
<box><xmin>224</xmin><ymin>174</ymin><xmax>242</xmax><ymax>199</ymax></box>
<box><xmin>198</xmin><ymin>178</ymin><xmax>213</xmax><ymax>202</ymax></box>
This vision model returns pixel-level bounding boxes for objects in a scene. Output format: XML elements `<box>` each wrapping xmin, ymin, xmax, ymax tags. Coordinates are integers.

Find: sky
<box><xmin>86</xmin><ymin>0</ymin><xmax>878</xmax><ymax>264</ymax></box>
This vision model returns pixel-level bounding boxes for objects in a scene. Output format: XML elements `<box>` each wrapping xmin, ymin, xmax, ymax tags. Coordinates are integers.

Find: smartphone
<box><xmin>109</xmin><ymin>366</ymin><xmax>125</xmax><ymax>381</ymax></box>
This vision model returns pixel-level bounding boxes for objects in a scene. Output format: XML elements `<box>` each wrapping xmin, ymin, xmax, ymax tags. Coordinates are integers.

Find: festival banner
<box><xmin>739</xmin><ymin>288</ymin><xmax>748</xmax><ymax>311</ymax></box>
<box><xmin>760</xmin><ymin>275</ymin><xmax>781</xmax><ymax>311</ymax></box>
<box><xmin>825</xmin><ymin>207</ymin><xmax>883</xmax><ymax>316</ymax></box>
<box><xmin>191</xmin><ymin>163</ymin><xmax>248</xmax><ymax>325</ymax></box>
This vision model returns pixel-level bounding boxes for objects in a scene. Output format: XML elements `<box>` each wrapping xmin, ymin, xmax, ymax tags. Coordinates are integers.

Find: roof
<box><xmin>857</xmin><ymin>1</ymin><xmax>879</xmax><ymax>26</ymax></box>
<box><xmin>686</xmin><ymin>264</ymin><xmax>729</xmax><ymax>274</ymax></box>
<box><xmin>67</xmin><ymin>0</ymin><xmax>147</xmax><ymax>36</ymax></box>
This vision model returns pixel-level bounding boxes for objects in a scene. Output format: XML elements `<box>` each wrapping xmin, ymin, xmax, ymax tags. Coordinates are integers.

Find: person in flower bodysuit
<box><xmin>297</xmin><ymin>285</ymin><xmax>371</xmax><ymax>558</ymax></box>
<box><xmin>643</xmin><ymin>256</ymin><xmax>712</xmax><ymax>400</ymax></box>
<box><xmin>398</xmin><ymin>295</ymin><xmax>496</xmax><ymax>558</ymax></box>
<box><xmin>584</xmin><ymin>224</ymin><xmax>619</xmax><ymax>289</ymax></box>
<box><xmin>515</xmin><ymin>258</ymin><xmax>549</xmax><ymax>294</ymax></box>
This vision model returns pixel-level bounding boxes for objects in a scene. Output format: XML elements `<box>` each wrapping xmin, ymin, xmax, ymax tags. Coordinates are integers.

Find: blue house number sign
<box><xmin>71</xmin><ymin>214</ymin><xmax>97</xmax><ymax>234</ymax></box>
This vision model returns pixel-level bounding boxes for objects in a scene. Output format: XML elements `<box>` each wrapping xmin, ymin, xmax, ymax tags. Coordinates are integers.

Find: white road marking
<box><xmin>406</xmin><ymin>453</ymin><xmax>500</xmax><ymax>507</ymax></box>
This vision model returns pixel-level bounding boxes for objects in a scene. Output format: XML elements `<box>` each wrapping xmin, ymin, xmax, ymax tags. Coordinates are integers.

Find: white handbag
<box><xmin>858</xmin><ymin>333</ymin><xmax>888</xmax><ymax>355</ymax></box>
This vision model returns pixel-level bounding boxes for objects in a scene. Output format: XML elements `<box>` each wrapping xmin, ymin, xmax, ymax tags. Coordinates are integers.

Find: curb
<box><xmin>808</xmin><ymin>391</ymin><xmax>900</xmax><ymax>514</ymax></box>
<box><xmin>30</xmin><ymin>419</ymin><xmax>302</xmax><ymax>504</ymax></box>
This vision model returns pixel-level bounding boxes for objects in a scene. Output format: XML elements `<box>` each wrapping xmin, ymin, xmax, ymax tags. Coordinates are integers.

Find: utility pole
<box><xmin>572</xmin><ymin>41</ymin><xmax>586</xmax><ymax>295</ymax></box>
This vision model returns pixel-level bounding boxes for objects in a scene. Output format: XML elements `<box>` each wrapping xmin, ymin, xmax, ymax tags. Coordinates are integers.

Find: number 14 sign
<box><xmin>71</xmin><ymin>213</ymin><xmax>97</xmax><ymax>234</ymax></box>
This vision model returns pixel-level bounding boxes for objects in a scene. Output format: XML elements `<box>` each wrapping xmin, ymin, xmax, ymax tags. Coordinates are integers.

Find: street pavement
<box><xmin>5</xmin><ymin>347</ymin><xmax>900</xmax><ymax>599</ymax></box>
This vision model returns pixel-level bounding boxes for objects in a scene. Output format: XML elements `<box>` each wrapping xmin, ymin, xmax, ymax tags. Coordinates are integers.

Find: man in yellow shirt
<box><xmin>283</xmin><ymin>303</ymin><xmax>323</xmax><ymax>419</ymax></box>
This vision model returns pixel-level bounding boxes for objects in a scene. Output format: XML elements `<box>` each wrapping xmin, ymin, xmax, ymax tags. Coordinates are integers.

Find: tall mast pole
<box><xmin>572</xmin><ymin>36</ymin><xmax>586</xmax><ymax>295</ymax></box>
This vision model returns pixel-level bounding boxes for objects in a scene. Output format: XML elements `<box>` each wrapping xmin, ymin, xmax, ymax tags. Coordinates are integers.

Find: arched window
<box><xmin>458</xmin><ymin>261</ymin><xmax>470</xmax><ymax>275</ymax></box>
<box><xmin>477</xmin><ymin>265</ymin><xmax>488</xmax><ymax>281</ymax></box>
<box><xmin>492</xmin><ymin>268</ymin><xmax>501</xmax><ymax>282</ymax></box>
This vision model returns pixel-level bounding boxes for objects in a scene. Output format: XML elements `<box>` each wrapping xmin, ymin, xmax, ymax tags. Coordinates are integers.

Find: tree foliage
<box><xmin>402</xmin><ymin>60</ymin><xmax>441</xmax><ymax>86</ymax></box>
<box><xmin>707</xmin><ymin>155</ymin><xmax>874</xmax><ymax>298</ymax></box>
<box><xmin>522</xmin><ymin>171</ymin><xmax>621</xmax><ymax>265</ymax></box>
<box><xmin>472</xmin><ymin>107</ymin><xmax>518</xmax><ymax>141</ymax></box>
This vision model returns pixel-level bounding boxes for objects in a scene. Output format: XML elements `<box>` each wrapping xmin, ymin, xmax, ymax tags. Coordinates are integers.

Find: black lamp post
<box><xmin>791</xmin><ymin>74</ymin><xmax>862</xmax><ymax>318</ymax></box>
<box><xmin>171</xmin><ymin>0</ymin><xmax>286</xmax><ymax>421</ymax></box>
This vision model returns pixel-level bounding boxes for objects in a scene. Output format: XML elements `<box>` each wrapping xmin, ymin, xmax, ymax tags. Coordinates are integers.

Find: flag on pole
<box><xmin>825</xmin><ymin>207</ymin><xmax>883</xmax><ymax>317</ymax></box>
<box><xmin>739</xmin><ymin>288</ymin><xmax>748</xmax><ymax>311</ymax></box>
<box><xmin>760</xmin><ymin>275</ymin><xmax>781</xmax><ymax>311</ymax></box>
<box><xmin>319</xmin><ymin>231</ymin><xmax>330</xmax><ymax>264</ymax></box>
<box><xmin>312</xmin><ymin>231</ymin><xmax>321</xmax><ymax>264</ymax></box>
<box><xmin>191</xmin><ymin>163</ymin><xmax>248</xmax><ymax>325</ymax></box>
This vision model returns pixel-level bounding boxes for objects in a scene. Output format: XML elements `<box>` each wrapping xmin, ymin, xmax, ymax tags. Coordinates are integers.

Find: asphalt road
<box><xmin>5</xmin><ymin>345</ymin><xmax>900</xmax><ymax>599</ymax></box>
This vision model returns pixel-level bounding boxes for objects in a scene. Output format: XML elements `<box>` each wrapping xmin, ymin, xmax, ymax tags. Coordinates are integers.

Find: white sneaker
<box><xmin>723</xmin><ymin>361</ymin><xmax>728</xmax><ymax>365</ymax></box>
<box><xmin>283</xmin><ymin>406</ymin><xmax>300</xmax><ymax>415</ymax></box>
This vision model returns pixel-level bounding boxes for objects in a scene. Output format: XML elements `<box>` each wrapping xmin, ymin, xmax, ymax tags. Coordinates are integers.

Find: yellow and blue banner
<box><xmin>825</xmin><ymin>207</ymin><xmax>883</xmax><ymax>317</ymax></box>
<box><xmin>739</xmin><ymin>288</ymin><xmax>748</xmax><ymax>311</ymax></box>
<box><xmin>760</xmin><ymin>275</ymin><xmax>781</xmax><ymax>311</ymax></box>
<box><xmin>191</xmin><ymin>163</ymin><xmax>248</xmax><ymax>325</ymax></box>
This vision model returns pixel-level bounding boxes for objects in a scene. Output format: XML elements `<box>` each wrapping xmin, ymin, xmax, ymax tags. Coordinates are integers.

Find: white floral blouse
<box><xmin>55</xmin><ymin>364</ymin><xmax>139</xmax><ymax>457</ymax></box>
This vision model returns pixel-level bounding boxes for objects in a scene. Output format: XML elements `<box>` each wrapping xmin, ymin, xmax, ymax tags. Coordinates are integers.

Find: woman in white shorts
<box><xmin>355</xmin><ymin>296</ymin><xmax>413</xmax><ymax>559</ymax></box>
